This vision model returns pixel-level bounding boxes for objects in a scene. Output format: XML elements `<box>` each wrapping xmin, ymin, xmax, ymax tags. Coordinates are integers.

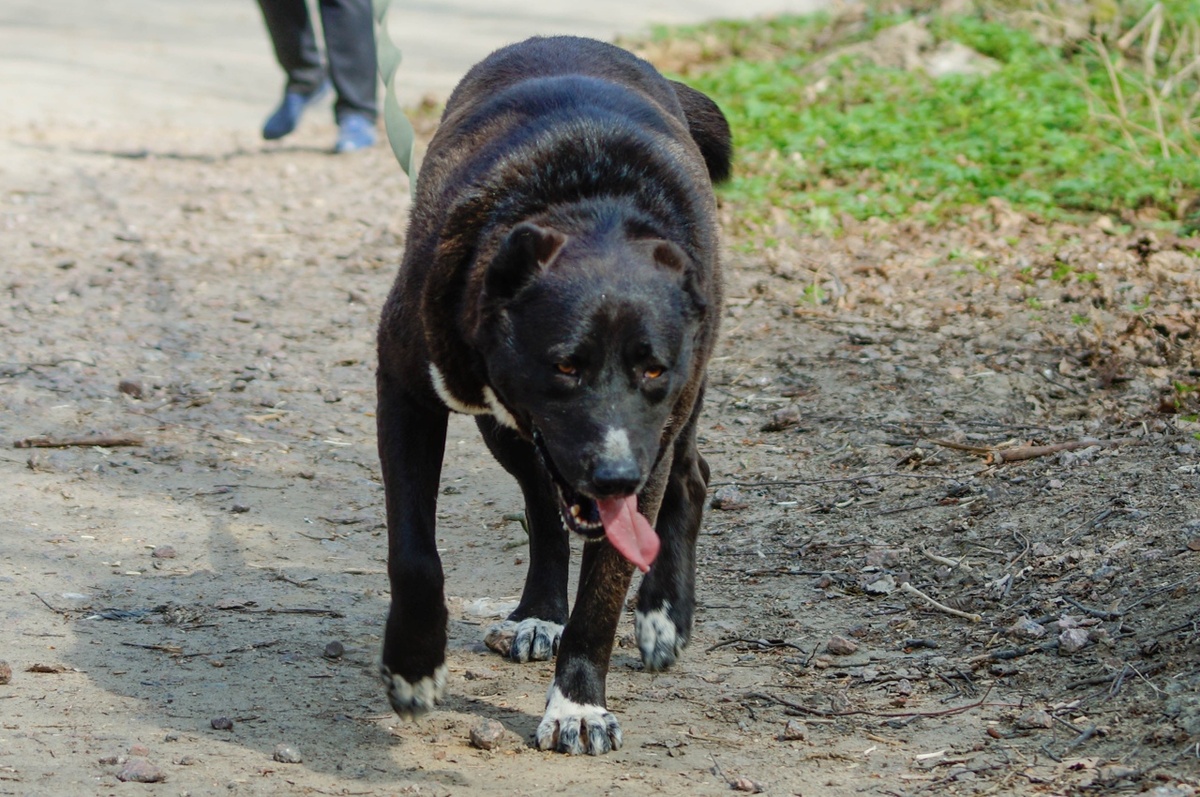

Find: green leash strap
<box><xmin>372</xmin><ymin>0</ymin><xmax>417</xmax><ymax>186</ymax></box>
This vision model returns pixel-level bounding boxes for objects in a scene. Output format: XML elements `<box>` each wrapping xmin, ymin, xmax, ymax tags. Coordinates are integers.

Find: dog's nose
<box><xmin>590</xmin><ymin>459</ymin><xmax>641</xmax><ymax>497</ymax></box>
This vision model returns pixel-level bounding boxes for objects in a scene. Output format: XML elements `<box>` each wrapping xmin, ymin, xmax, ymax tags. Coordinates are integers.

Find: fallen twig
<box><xmin>929</xmin><ymin>437</ymin><xmax>1141</xmax><ymax>464</ymax></box>
<box><xmin>31</xmin><ymin>592</ymin><xmax>73</xmax><ymax>618</ymax></box>
<box><xmin>0</xmin><ymin>357</ymin><xmax>96</xmax><ymax>377</ymax></box>
<box><xmin>928</xmin><ymin>439</ymin><xmax>991</xmax><ymax>455</ymax></box>
<box><xmin>706</xmin><ymin>637</ymin><xmax>806</xmax><ymax>654</ymax></box>
<box><xmin>121</xmin><ymin>642</ymin><xmax>184</xmax><ymax>655</ymax></box>
<box><xmin>15</xmin><ymin>434</ymin><xmax>144</xmax><ymax>449</ymax></box>
<box><xmin>744</xmin><ymin>687</ymin><xmax>1001</xmax><ymax>721</ymax></box>
<box><xmin>994</xmin><ymin>438</ymin><xmax>1140</xmax><ymax>464</ymax></box>
<box><xmin>218</xmin><ymin>606</ymin><xmax>344</xmax><ymax>618</ymax></box>
<box><xmin>709</xmin><ymin>471</ymin><xmax>973</xmax><ymax>489</ymax></box>
<box><xmin>1063</xmin><ymin>723</ymin><xmax>1101</xmax><ymax>754</ymax></box>
<box><xmin>921</xmin><ymin>546</ymin><xmax>974</xmax><ymax>574</ymax></box>
<box><xmin>968</xmin><ymin>642</ymin><xmax>1057</xmax><ymax>666</ymax></box>
<box><xmin>901</xmin><ymin>582</ymin><xmax>983</xmax><ymax>623</ymax></box>
<box><xmin>1062</xmin><ymin>596</ymin><xmax>1122</xmax><ymax>621</ymax></box>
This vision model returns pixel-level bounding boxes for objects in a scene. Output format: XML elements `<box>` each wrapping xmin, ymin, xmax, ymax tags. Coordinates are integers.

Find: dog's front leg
<box><xmin>377</xmin><ymin>383</ymin><xmax>451</xmax><ymax>718</ymax></box>
<box><xmin>476</xmin><ymin>417</ymin><xmax>570</xmax><ymax>663</ymax></box>
<box><xmin>535</xmin><ymin>540</ymin><xmax>633</xmax><ymax>755</ymax></box>
<box><xmin>636</xmin><ymin>407</ymin><xmax>709</xmax><ymax>671</ymax></box>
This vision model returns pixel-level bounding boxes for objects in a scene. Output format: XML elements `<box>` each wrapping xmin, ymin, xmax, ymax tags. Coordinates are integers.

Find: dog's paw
<box><xmin>484</xmin><ymin>618</ymin><xmax>563</xmax><ymax>662</ymax></box>
<box><xmin>635</xmin><ymin>602</ymin><xmax>687</xmax><ymax>672</ymax></box>
<box><xmin>535</xmin><ymin>683</ymin><xmax>622</xmax><ymax>755</ymax></box>
<box><xmin>380</xmin><ymin>662</ymin><xmax>447</xmax><ymax>719</ymax></box>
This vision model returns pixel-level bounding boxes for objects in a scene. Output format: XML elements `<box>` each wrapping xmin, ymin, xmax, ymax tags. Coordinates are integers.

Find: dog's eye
<box><xmin>643</xmin><ymin>366</ymin><xmax>665</xmax><ymax>380</ymax></box>
<box><xmin>556</xmin><ymin>362</ymin><xmax>578</xmax><ymax>376</ymax></box>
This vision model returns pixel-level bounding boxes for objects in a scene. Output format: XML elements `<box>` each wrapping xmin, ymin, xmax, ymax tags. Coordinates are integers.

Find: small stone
<box><xmin>151</xmin><ymin>545</ymin><xmax>177</xmax><ymax>559</ymax></box>
<box><xmin>864</xmin><ymin>573</ymin><xmax>896</xmax><ymax>595</ymax></box>
<box><xmin>116</xmin><ymin>758</ymin><xmax>165</xmax><ymax>783</ymax></box>
<box><xmin>779</xmin><ymin>719</ymin><xmax>806</xmax><ymax>741</ymax></box>
<box><xmin>825</xmin><ymin>635</ymin><xmax>859</xmax><ymax>656</ymax></box>
<box><xmin>731</xmin><ymin>776</ymin><xmax>765</xmax><ymax>793</ymax></box>
<box><xmin>469</xmin><ymin>719</ymin><xmax>506</xmax><ymax>750</ymax></box>
<box><xmin>711</xmin><ymin>485</ymin><xmax>749</xmax><ymax>511</ymax></box>
<box><xmin>118</xmin><ymin>380</ymin><xmax>145</xmax><ymax>399</ymax></box>
<box><xmin>272</xmin><ymin>743</ymin><xmax>302</xmax><ymax>764</ymax></box>
<box><xmin>1142</xmin><ymin>783</ymin><xmax>1192</xmax><ymax>797</ymax></box>
<box><xmin>1007</xmin><ymin>617</ymin><xmax>1047</xmax><ymax>640</ymax></box>
<box><xmin>211</xmin><ymin>717</ymin><xmax>233</xmax><ymax>731</ymax></box>
<box><xmin>464</xmin><ymin>667</ymin><xmax>499</xmax><ymax>681</ymax></box>
<box><xmin>323</xmin><ymin>641</ymin><xmax>345</xmax><ymax>659</ymax></box>
<box><xmin>230</xmin><ymin>504</ymin><xmax>251</xmax><ymax>514</ymax></box>
<box><xmin>128</xmin><ymin>744</ymin><xmax>150</xmax><ymax>757</ymax></box>
<box><xmin>863</xmin><ymin>549</ymin><xmax>903</xmax><ymax>568</ymax></box>
<box><xmin>1015</xmin><ymin>709</ymin><xmax>1053</xmax><ymax>730</ymax></box>
<box><xmin>176</xmin><ymin>755</ymin><xmax>198</xmax><ymax>766</ymax></box>
<box><xmin>1058</xmin><ymin>627</ymin><xmax>1090</xmax><ymax>654</ymax></box>
<box><xmin>483</xmin><ymin>624</ymin><xmax>515</xmax><ymax>658</ymax></box>
<box><xmin>0</xmin><ymin>661</ymin><xmax>11</xmax><ymax>685</ymax></box>
<box><xmin>761</xmin><ymin>406</ymin><xmax>802</xmax><ymax>432</ymax></box>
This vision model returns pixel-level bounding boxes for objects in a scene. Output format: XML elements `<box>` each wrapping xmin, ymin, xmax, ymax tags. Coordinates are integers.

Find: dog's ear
<box><xmin>485</xmin><ymin>222</ymin><xmax>567</xmax><ymax>302</ymax></box>
<box><xmin>647</xmin><ymin>239</ymin><xmax>708</xmax><ymax>317</ymax></box>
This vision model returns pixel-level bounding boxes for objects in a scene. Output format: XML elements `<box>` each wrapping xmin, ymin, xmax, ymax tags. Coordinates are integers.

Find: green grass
<box><xmin>650</xmin><ymin>2</ymin><xmax>1200</xmax><ymax>233</ymax></box>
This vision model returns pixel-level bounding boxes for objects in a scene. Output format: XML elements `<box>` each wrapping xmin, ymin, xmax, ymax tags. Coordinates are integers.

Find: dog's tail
<box><xmin>671</xmin><ymin>81</ymin><xmax>733</xmax><ymax>185</ymax></box>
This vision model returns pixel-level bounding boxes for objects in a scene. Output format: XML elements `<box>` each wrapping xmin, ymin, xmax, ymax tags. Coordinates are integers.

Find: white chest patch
<box><xmin>428</xmin><ymin>364</ymin><xmax>518</xmax><ymax>429</ymax></box>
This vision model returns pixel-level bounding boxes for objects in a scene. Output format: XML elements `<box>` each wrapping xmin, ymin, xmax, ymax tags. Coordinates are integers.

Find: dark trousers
<box><xmin>256</xmin><ymin>0</ymin><xmax>378</xmax><ymax>122</ymax></box>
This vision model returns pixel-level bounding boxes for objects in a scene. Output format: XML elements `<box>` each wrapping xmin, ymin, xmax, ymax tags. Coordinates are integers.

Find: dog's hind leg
<box><xmin>378</xmin><ymin>382</ymin><xmax>451</xmax><ymax>718</ymax></box>
<box><xmin>634</xmin><ymin>402</ymin><xmax>709</xmax><ymax>672</ymax></box>
<box><xmin>476</xmin><ymin>416</ymin><xmax>571</xmax><ymax>662</ymax></box>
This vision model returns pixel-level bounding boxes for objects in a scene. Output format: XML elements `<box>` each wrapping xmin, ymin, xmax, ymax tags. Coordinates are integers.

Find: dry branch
<box><xmin>14</xmin><ymin>434</ymin><xmax>144</xmax><ymax>449</ymax></box>
<box><xmin>929</xmin><ymin>437</ymin><xmax>1140</xmax><ymax>464</ymax></box>
<box><xmin>901</xmin><ymin>582</ymin><xmax>983</xmax><ymax>623</ymax></box>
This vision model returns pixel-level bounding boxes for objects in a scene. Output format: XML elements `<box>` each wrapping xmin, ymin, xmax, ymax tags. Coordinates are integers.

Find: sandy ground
<box><xmin>3</xmin><ymin>4</ymin><xmax>1200</xmax><ymax>797</ymax></box>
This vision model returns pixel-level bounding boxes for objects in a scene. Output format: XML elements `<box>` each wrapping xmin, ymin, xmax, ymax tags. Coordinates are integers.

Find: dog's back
<box><xmin>422</xmin><ymin>36</ymin><xmax>730</xmax><ymax>214</ymax></box>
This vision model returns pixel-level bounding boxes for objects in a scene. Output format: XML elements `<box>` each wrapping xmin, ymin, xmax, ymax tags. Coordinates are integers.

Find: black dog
<box><xmin>376</xmin><ymin>35</ymin><xmax>731</xmax><ymax>755</ymax></box>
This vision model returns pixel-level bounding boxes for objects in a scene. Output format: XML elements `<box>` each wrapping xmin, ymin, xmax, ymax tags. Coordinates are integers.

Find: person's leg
<box><xmin>256</xmin><ymin>0</ymin><xmax>327</xmax><ymax>94</ymax></box>
<box><xmin>256</xmin><ymin>0</ymin><xmax>331</xmax><ymax>140</ymax></box>
<box><xmin>317</xmin><ymin>0</ymin><xmax>379</xmax><ymax>123</ymax></box>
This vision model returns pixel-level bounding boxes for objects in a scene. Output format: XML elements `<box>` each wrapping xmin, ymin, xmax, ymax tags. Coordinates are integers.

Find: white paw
<box><xmin>380</xmin><ymin>662</ymin><xmax>447</xmax><ymax>719</ymax></box>
<box><xmin>635</xmin><ymin>602</ymin><xmax>685</xmax><ymax>672</ymax></box>
<box><xmin>484</xmin><ymin>618</ymin><xmax>563</xmax><ymax>662</ymax></box>
<box><xmin>535</xmin><ymin>683</ymin><xmax>622</xmax><ymax>755</ymax></box>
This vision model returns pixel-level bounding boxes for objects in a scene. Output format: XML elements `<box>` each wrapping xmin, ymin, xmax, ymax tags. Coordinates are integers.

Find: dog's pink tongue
<box><xmin>597</xmin><ymin>496</ymin><xmax>660</xmax><ymax>573</ymax></box>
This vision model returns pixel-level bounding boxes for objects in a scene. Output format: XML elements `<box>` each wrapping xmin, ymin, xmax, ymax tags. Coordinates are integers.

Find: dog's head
<box><xmin>475</xmin><ymin>219</ymin><xmax>707</xmax><ymax>536</ymax></box>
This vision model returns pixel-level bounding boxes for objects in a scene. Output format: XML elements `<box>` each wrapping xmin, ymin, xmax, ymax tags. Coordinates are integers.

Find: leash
<box><xmin>372</xmin><ymin>0</ymin><xmax>417</xmax><ymax>187</ymax></box>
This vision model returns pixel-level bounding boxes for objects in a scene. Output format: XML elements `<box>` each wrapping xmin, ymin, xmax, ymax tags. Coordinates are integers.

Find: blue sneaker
<box><xmin>334</xmin><ymin>113</ymin><xmax>377</xmax><ymax>153</ymax></box>
<box><xmin>262</xmin><ymin>81</ymin><xmax>330</xmax><ymax>141</ymax></box>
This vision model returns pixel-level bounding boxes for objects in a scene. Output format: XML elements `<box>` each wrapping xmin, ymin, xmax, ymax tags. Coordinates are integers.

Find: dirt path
<box><xmin>4</xmin><ymin>10</ymin><xmax>1200</xmax><ymax>797</ymax></box>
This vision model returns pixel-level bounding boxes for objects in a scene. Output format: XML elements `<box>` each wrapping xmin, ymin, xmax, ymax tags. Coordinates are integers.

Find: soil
<box><xmin>3</xmin><ymin>107</ymin><xmax>1200</xmax><ymax>796</ymax></box>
